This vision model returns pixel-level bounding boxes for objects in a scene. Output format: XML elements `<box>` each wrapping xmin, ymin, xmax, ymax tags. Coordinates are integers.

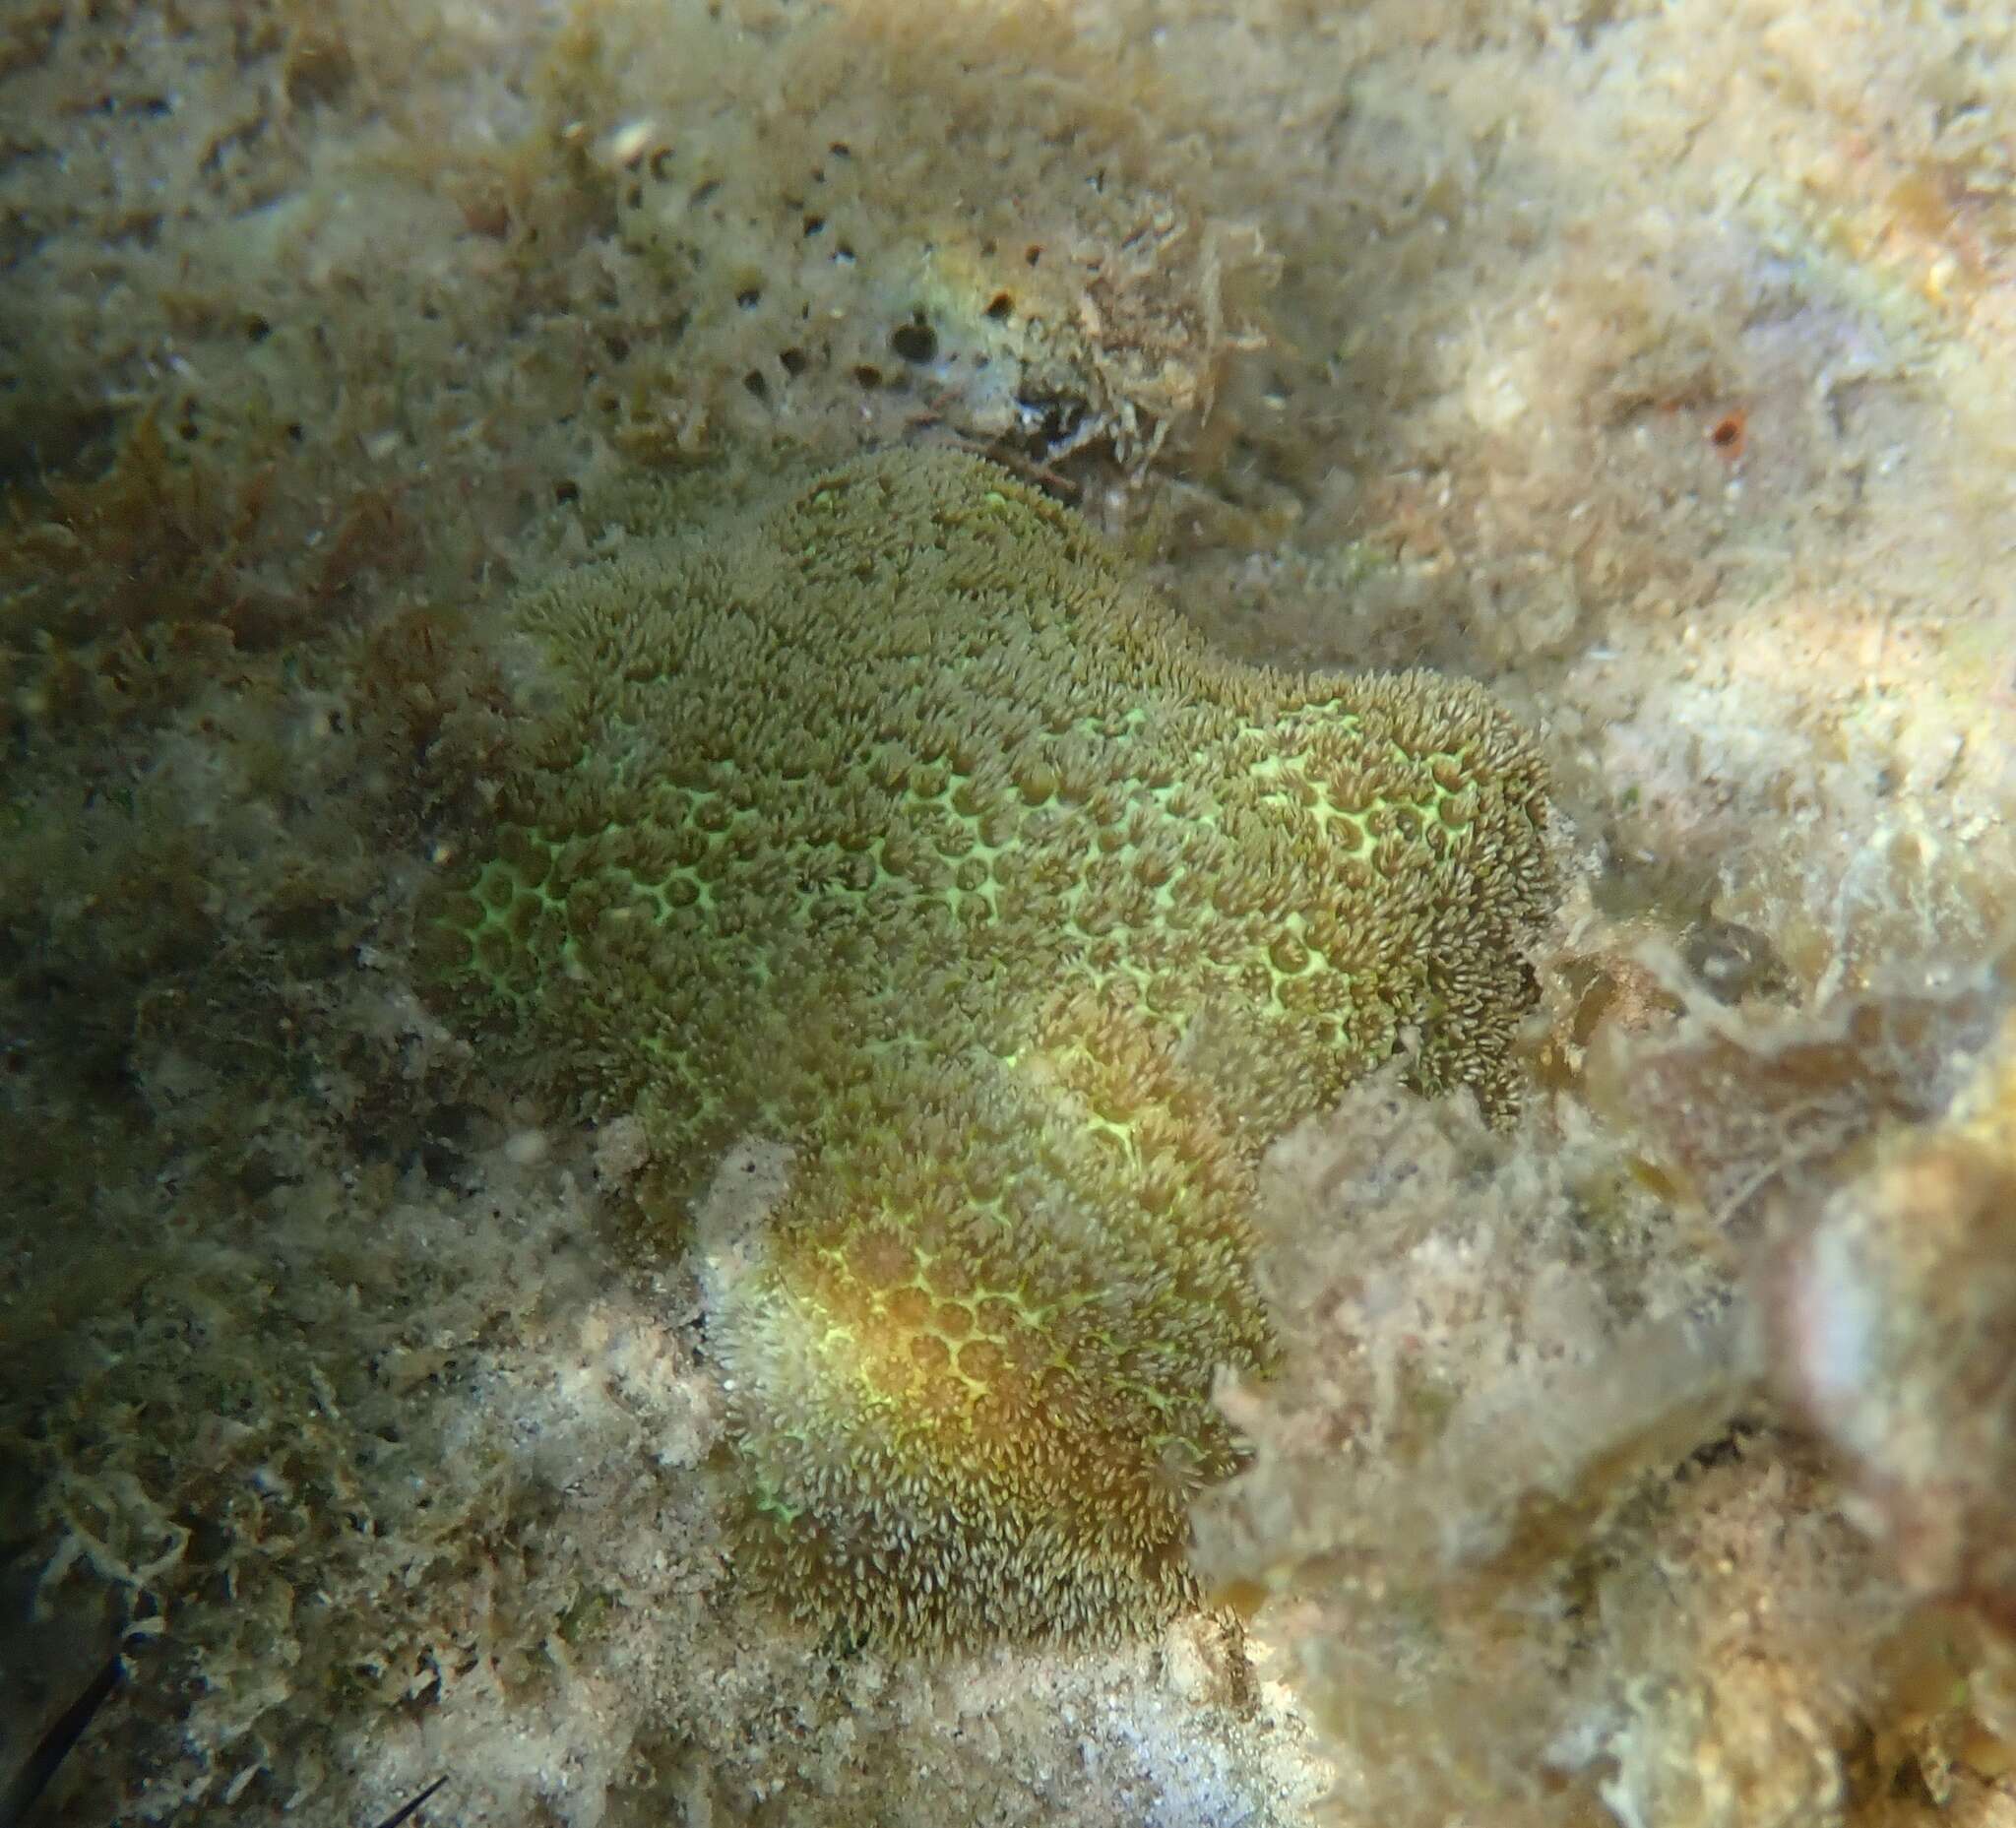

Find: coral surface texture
<box><xmin>13</xmin><ymin>0</ymin><xmax>2016</xmax><ymax>1820</ymax></box>
<box><xmin>423</xmin><ymin>446</ymin><xmax>1554</xmax><ymax>1647</ymax></box>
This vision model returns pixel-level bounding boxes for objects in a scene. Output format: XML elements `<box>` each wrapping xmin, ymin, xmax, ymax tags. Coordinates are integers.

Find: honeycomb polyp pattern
<box><xmin>420</xmin><ymin>447</ymin><xmax>1553</xmax><ymax>1647</ymax></box>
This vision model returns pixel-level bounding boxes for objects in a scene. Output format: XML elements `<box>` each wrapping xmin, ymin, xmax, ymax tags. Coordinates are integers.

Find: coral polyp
<box><xmin>421</xmin><ymin>446</ymin><xmax>1554</xmax><ymax>1647</ymax></box>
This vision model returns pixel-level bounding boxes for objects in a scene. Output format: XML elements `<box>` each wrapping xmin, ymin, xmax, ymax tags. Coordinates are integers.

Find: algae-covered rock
<box><xmin>422</xmin><ymin>445</ymin><xmax>1554</xmax><ymax>1648</ymax></box>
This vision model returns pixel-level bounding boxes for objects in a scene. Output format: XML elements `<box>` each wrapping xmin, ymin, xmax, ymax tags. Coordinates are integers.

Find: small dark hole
<box><xmin>649</xmin><ymin>147</ymin><xmax>672</xmax><ymax>181</ymax></box>
<box><xmin>246</xmin><ymin>315</ymin><xmax>273</xmax><ymax>342</ymax></box>
<box><xmin>829</xmin><ymin>140</ymin><xmax>851</xmax><ymax>158</ymax></box>
<box><xmin>554</xmin><ymin>479</ymin><xmax>580</xmax><ymax>505</ymax></box>
<box><xmin>802</xmin><ymin>214</ymin><xmax>826</xmax><ymax>236</ymax></box>
<box><xmin>735</xmin><ymin>285</ymin><xmax>761</xmax><ymax>308</ymax></box>
<box><xmin>743</xmin><ymin>369</ymin><xmax>770</xmax><ymax>400</ymax></box>
<box><xmin>852</xmin><ymin>364</ymin><xmax>883</xmax><ymax>389</ymax></box>
<box><xmin>833</xmin><ymin>243</ymin><xmax>855</xmax><ymax>266</ymax></box>
<box><xmin>890</xmin><ymin>321</ymin><xmax>937</xmax><ymax>363</ymax></box>
<box><xmin>690</xmin><ymin>178</ymin><xmax>722</xmax><ymax>207</ymax></box>
<box><xmin>1025</xmin><ymin>244</ymin><xmax>1042</xmax><ymax>267</ymax></box>
<box><xmin>983</xmin><ymin>292</ymin><xmax>1013</xmax><ymax>321</ymax></box>
<box><xmin>780</xmin><ymin>347</ymin><xmax>809</xmax><ymax>377</ymax></box>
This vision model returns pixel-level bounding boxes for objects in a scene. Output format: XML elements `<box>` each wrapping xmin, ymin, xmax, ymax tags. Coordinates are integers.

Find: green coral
<box><xmin>420</xmin><ymin>447</ymin><xmax>1553</xmax><ymax>1648</ymax></box>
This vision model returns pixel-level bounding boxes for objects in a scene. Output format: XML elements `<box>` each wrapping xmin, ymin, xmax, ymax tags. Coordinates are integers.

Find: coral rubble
<box><xmin>1768</xmin><ymin>984</ymin><xmax>2016</xmax><ymax>1643</ymax></box>
<box><xmin>1196</xmin><ymin>831</ymin><xmax>2016</xmax><ymax>1825</ymax></box>
<box><xmin>552</xmin><ymin>0</ymin><xmax>1267</xmax><ymax>480</ymax></box>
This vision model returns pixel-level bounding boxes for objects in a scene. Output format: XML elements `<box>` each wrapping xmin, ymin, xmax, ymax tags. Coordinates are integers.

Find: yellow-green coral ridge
<box><xmin>421</xmin><ymin>447</ymin><xmax>1552</xmax><ymax>1648</ymax></box>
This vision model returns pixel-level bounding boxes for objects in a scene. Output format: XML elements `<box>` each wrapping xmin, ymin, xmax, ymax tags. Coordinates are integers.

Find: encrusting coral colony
<box><xmin>7</xmin><ymin>0</ymin><xmax>2016</xmax><ymax>1824</ymax></box>
<box><xmin>420</xmin><ymin>447</ymin><xmax>1552</xmax><ymax>1646</ymax></box>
